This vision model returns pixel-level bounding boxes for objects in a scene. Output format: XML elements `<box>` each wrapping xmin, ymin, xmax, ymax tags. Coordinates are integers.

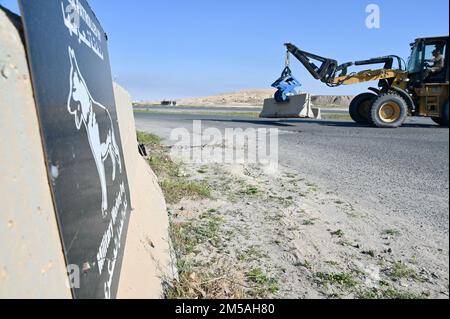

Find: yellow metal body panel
<box><xmin>332</xmin><ymin>69</ymin><xmax>408</xmax><ymax>86</ymax></box>
<box><xmin>415</xmin><ymin>83</ymin><xmax>449</xmax><ymax>117</ymax></box>
<box><xmin>332</xmin><ymin>66</ymin><xmax>449</xmax><ymax>119</ymax></box>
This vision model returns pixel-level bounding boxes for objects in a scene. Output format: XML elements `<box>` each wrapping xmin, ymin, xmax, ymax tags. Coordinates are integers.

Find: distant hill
<box><xmin>134</xmin><ymin>89</ymin><xmax>354</xmax><ymax>108</ymax></box>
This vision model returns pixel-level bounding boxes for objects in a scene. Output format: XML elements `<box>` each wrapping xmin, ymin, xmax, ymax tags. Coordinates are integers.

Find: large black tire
<box><xmin>431</xmin><ymin>117</ymin><xmax>444</xmax><ymax>125</ymax></box>
<box><xmin>349</xmin><ymin>93</ymin><xmax>377</xmax><ymax>124</ymax></box>
<box><xmin>432</xmin><ymin>101</ymin><xmax>449</xmax><ymax>127</ymax></box>
<box><xmin>443</xmin><ymin>101</ymin><xmax>449</xmax><ymax>127</ymax></box>
<box><xmin>274</xmin><ymin>90</ymin><xmax>288</xmax><ymax>103</ymax></box>
<box><xmin>370</xmin><ymin>93</ymin><xmax>408</xmax><ymax>128</ymax></box>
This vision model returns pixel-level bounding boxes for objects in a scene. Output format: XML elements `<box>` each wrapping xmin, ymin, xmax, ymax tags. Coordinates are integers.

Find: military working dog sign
<box><xmin>19</xmin><ymin>0</ymin><xmax>132</xmax><ymax>299</ymax></box>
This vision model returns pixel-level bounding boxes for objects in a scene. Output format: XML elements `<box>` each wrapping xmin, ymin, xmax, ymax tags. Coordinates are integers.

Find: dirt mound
<box><xmin>311</xmin><ymin>95</ymin><xmax>354</xmax><ymax>107</ymax></box>
<box><xmin>176</xmin><ymin>89</ymin><xmax>276</xmax><ymax>107</ymax></box>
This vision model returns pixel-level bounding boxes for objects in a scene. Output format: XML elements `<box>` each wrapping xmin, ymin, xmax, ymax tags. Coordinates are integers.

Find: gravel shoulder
<box><xmin>137</xmin><ymin>122</ymin><xmax>449</xmax><ymax>299</ymax></box>
<box><xmin>168</xmin><ymin>163</ymin><xmax>448</xmax><ymax>299</ymax></box>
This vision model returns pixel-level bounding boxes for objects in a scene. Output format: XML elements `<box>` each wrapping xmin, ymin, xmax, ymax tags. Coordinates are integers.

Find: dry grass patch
<box><xmin>137</xmin><ymin>131</ymin><xmax>212</xmax><ymax>204</ymax></box>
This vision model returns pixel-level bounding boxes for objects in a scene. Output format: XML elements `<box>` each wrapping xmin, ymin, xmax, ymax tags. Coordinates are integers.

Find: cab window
<box><xmin>423</xmin><ymin>42</ymin><xmax>447</xmax><ymax>83</ymax></box>
<box><xmin>425</xmin><ymin>43</ymin><xmax>447</xmax><ymax>61</ymax></box>
<box><xmin>407</xmin><ymin>43</ymin><xmax>423</xmax><ymax>74</ymax></box>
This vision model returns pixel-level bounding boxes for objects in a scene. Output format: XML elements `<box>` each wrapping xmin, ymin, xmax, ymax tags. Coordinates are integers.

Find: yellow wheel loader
<box><xmin>285</xmin><ymin>36</ymin><xmax>449</xmax><ymax>128</ymax></box>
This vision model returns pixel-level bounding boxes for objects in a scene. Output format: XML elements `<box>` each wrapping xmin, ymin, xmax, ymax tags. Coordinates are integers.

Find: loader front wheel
<box><xmin>370</xmin><ymin>94</ymin><xmax>408</xmax><ymax>128</ymax></box>
<box><xmin>349</xmin><ymin>93</ymin><xmax>377</xmax><ymax>124</ymax></box>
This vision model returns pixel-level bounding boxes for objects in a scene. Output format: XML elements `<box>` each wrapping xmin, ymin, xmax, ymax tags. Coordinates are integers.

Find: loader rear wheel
<box><xmin>432</xmin><ymin>101</ymin><xmax>449</xmax><ymax>127</ymax></box>
<box><xmin>370</xmin><ymin>94</ymin><xmax>408</xmax><ymax>128</ymax></box>
<box><xmin>349</xmin><ymin>93</ymin><xmax>377</xmax><ymax>124</ymax></box>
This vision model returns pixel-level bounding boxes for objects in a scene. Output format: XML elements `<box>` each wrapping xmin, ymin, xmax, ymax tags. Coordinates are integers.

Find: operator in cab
<box><xmin>425</xmin><ymin>47</ymin><xmax>445</xmax><ymax>78</ymax></box>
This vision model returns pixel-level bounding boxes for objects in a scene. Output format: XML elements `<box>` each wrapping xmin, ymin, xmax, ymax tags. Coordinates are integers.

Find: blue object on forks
<box><xmin>271</xmin><ymin>66</ymin><xmax>301</xmax><ymax>103</ymax></box>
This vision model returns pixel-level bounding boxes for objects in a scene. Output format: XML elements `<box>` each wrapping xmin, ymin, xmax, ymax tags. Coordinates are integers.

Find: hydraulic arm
<box><xmin>284</xmin><ymin>43</ymin><xmax>406</xmax><ymax>87</ymax></box>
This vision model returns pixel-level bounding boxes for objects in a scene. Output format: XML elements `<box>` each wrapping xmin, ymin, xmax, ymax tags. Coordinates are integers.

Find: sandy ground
<box><xmin>164</xmin><ymin>137</ymin><xmax>449</xmax><ymax>299</ymax></box>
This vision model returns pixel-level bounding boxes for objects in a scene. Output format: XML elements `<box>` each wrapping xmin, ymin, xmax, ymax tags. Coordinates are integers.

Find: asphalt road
<box><xmin>135</xmin><ymin>112</ymin><xmax>449</xmax><ymax>235</ymax></box>
<box><xmin>134</xmin><ymin>105</ymin><xmax>349</xmax><ymax>115</ymax></box>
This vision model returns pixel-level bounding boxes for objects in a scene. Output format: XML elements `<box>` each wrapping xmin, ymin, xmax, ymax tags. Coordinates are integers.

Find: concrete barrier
<box><xmin>260</xmin><ymin>93</ymin><xmax>321</xmax><ymax>119</ymax></box>
<box><xmin>313</xmin><ymin>107</ymin><xmax>322</xmax><ymax>120</ymax></box>
<box><xmin>114</xmin><ymin>83</ymin><xmax>174</xmax><ymax>299</ymax></box>
<box><xmin>0</xmin><ymin>6</ymin><xmax>172</xmax><ymax>299</ymax></box>
<box><xmin>0</xmin><ymin>7</ymin><xmax>71</xmax><ymax>299</ymax></box>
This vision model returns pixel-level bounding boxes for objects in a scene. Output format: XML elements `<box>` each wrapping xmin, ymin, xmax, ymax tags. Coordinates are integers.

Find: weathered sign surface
<box><xmin>19</xmin><ymin>0</ymin><xmax>132</xmax><ymax>299</ymax></box>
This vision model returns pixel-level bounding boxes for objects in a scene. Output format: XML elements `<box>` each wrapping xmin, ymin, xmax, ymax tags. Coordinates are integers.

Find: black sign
<box><xmin>19</xmin><ymin>0</ymin><xmax>132</xmax><ymax>299</ymax></box>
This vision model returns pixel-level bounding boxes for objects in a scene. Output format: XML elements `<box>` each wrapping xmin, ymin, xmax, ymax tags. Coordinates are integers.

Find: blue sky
<box><xmin>2</xmin><ymin>0</ymin><xmax>449</xmax><ymax>100</ymax></box>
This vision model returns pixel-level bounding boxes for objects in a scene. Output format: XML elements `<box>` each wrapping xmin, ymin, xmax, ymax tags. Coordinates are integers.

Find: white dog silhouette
<box><xmin>67</xmin><ymin>46</ymin><xmax>122</xmax><ymax>218</ymax></box>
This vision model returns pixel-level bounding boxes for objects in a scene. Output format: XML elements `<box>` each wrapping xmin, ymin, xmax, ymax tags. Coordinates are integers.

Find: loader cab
<box><xmin>407</xmin><ymin>36</ymin><xmax>449</xmax><ymax>85</ymax></box>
